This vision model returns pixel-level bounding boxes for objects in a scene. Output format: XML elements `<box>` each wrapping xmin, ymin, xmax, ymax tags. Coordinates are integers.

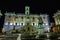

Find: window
<box><xmin>9</xmin><ymin>16</ymin><xmax>11</xmax><ymax>18</ymax></box>
<box><xmin>21</xmin><ymin>17</ymin><xmax>23</xmax><ymax>19</ymax></box>
<box><xmin>26</xmin><ymin>8</ymin><xmax>29</xmax><ymax>10</ymax></box>
<box><xmin>10</xmin><ymin>23</ymin><xmax>13</xmax><ymax>25</ymax></box>
<box><xmin>16</xmin><ymin>23</ymin><xmax>17</xmax><ymax>25</ymax></box>
<box><xmin>26</xmin><ymin>12</ymin><xmax>29</xmax><ymax>15</ymax></box>
<box><xmin>27</xmin><ymin>17</ymin><xmax>29</xmax><ymax>19</ymax></box>
<box><xmin>21</xmin><ymin>23</ymin><xmax>23</xmax><ymax>26</ymax></box>
<box><xmin>15</xmin><ymin>23</ymin><xmax>19</xmax><ymax>26</ymax></box>
<box><xmin>17</xmin><ymin>23</ymin><xmax>20</xmax><ymax>25</ymax></box>
<box><xmin>27</xmin><ymin>23</ymin><xmax>29</xmax><ymax>25</ymax></box>
<box><xmin>42</xmin><ymin>17</ymin><xmax>44</xmax><ymax>19</ymax></box>
<box><xmin>21</xmin><ymin>17</ymin><xmax>23</xmax><ymax>21</ymax></box>
<box><xmin>27</xmin><ymin>17</ymin><xmax>29</xmax><ymax>21</ymax></box>
<box><xmin>32</xmin><ymin>23</ymin><xmax>36</xmax><ymax>26</ymax></box>
<box><xmin>33</xmin><ymin>23</ymin><xmax>35</xmax><ymax>26</ymax></box>
<box><xmin>6</xmin><ymin>16</ymin><xmax>9</xmax><ymax>23</ymax></box>
<box><xmin>33</xmin><ymin>17</ymin><xmax>35</xmax><ymax>21</ymax></box>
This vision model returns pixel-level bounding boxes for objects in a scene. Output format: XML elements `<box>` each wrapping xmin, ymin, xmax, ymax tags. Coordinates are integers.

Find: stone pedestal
<box><xmin>17</xmin><ymin>34</ymin><xmax>21</xmax><ymax>40</ymax></box>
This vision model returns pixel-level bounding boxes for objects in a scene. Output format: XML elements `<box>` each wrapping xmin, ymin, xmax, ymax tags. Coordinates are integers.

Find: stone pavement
<box><xmin>0</xmin><ymin>34</ymin><xmax>18</xmax><ymax>40</ymax></box>
<box><xmin>0</xmin><ymin>33</ymin><xmax>60</xmax><ymax>40</ymax></box>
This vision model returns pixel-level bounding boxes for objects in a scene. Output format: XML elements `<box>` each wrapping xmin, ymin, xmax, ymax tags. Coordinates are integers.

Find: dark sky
<box><xmin>0</xmin><ymin>0</ymin><xmax>58</xmax><ymax>13</ymax></box>
<box><xmin>0</xmin><ymin>0</ymin><xmax>59</xmax><ymax>23</ymax></box>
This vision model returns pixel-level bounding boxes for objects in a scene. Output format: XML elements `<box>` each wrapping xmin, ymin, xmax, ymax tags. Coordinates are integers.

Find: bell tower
<box><xmin>25</xmin><ymin>6</ymin><xmax>30</xmax><ymax>15</ymax></box>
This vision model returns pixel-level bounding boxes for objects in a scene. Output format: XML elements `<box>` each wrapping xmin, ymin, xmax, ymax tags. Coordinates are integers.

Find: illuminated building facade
<box><xmin>3</xmin><ymin>6</ymin><xmax>50</xmax><ymax>34</ymax></box>
<box><xmin>53</xmin><ymin>10</ymin><xmax>60</xmax><ymax>32</ymax></box>
<box><xmin>40</xmin><ymin>14</ymin><xmax>50</xmax><ymax>32</ymax></box>
<box><xmin>53</xmin><ymin>10</ymin><xmax>60</xmax><ymax>25</ymax></box>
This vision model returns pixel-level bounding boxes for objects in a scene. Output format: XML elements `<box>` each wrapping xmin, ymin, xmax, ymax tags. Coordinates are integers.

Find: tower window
<box><xmin>27</xmin><ymin>8</ymin><xmax>29</xmax><ymax>10</ymax></box>
<box><xmin>27</xmin><ymin>12</ymin><xmax>29</xmax><ymax>15</ymax></box>
<box><xmin>25</xmin><ymin>6</ymin><xmax>30</xmax><ymax>15</ymax></box>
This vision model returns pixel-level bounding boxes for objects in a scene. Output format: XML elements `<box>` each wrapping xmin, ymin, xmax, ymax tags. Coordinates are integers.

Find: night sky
<box><xmin>0</xmin><ymin>0</ymin><xmax>59</xmax><ymax>28</ymax></box>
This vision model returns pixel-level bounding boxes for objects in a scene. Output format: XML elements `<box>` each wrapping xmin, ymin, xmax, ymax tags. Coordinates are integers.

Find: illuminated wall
<box><xmin>3</xmin><ymin>14</ymin><xmax>40</xmax><ymax>31</ymax></box>
<box><xmin>3</xmin><ymin>13</ymin><xmax>50</xmax><ymax>32</ymax></box>
<box><xmin>54</xmin><ymin>17</ymin><xmax>60</xmax><ymax>25</ymax></box>
<box><xmin>3</xmin><ymin>13</ymin><xmax>16</xmax><ymax>31</ymax></box>
<box><xmin>40</xmin><ymin>14</ymin><xmax>50</xmax><ymax>31</ymax></box>
<box><xmin>53</xmin><ymin>10</ymin><xmax>60</xmax><ymax>25</ymax></box>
